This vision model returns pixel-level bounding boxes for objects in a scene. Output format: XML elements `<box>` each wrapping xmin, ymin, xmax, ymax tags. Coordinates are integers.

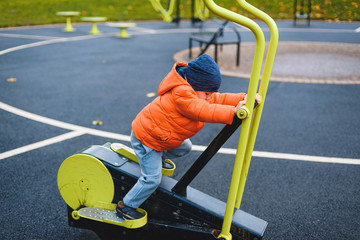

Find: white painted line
<box><xmin>0</xmin><ymin>33</ymin><xmax>59</xmax><ymax>40</ymax></box>
<box><xmin>0</xmin><ymin>102</ymin><xmax>131</xmax><ymax>142</ymax></box>
<box><xmin>252</xmin><ymin>150</ymin><xmax>360</xmax><ymax>165</ymax></box>
<box><xmin>132</xmin><ymin>28</ymin><xmax>203</xmax><ymax>35</ymax></box>
<box><xmin>0</xmin><ymin>38</ymin><xmax>67</xmax><ymax>56</ymax></box>
<box><xmin>131</xmin><ymin>26</ymin><xmax>250</xmax><ymax>35</ymax></box>
<box><xmin>1</xmin><ymin>102</ymin><xmax>359</xmax><ymax>165</ymax></box>
<box><xmin>132</xmin><ymin>26</ymin><xmax>356</xmax><ymax>35</ymax></box>
<box><xmin>0</xmin><ymin>23</ymin><xmax>86</xmax><ymax>31</ymax></box>
<box><xmin>192</xmin><ymin>146</ymin><xmax>360</xmax><ymax>165</ymax></box>
<box><xmin>133</xmin><ymin>27</ymin><xmax>158</xmax><ymax>34</ymax></box>
<box><xmin>0</xmin><ymin>34</ymin><xmax>113</xmax><ymax>56</ymax></box>
<box><xmin>278</xmin><ymin>28</ymin><xmax>356</xmax><ymax>33</ymax></box>
<box><xmin>0</xmin><ymin>131</ymin><xmax>85</xmax><ymax>160</ymax></box>
<box><xmin>355</xmin><ymin>27</ymin><xmax>360</xmax><ymax>33</ymax></box>
<box><xmin>233</xmin><ymin>23</ymin><xmax>251</xmax><ymax>31</ymax></box>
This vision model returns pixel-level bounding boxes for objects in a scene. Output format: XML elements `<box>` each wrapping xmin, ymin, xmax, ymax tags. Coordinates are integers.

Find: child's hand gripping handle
<box><xmin>235</xmin><ymin>94</ymin><xmax>261</xmax><ymax>119</ymax></box>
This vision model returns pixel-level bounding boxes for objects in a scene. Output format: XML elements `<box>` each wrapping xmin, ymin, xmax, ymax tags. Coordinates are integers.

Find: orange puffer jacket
<box><xmin>132</xmin><ymin>62</ymin><xmax>246</xmax><ymax>152</ymax></box>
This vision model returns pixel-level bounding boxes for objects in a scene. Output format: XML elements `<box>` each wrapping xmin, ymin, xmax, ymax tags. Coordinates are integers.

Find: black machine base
<box><xmin>66</xmin><ymin>143</ymin><xmax>267</xmax><ymax>240</ymax></box>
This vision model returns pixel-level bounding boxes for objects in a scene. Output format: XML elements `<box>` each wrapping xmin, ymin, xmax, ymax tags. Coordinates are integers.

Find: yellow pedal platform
<box><xmin>110</xmin><ymin>143</ymin><xmax>176</xmax><ymax>177</ymax></box>
<box><xmin>72</xmin><ymin>203</ymin><xmax>147</xmax><ymax>229</ymax></box>
<box><xmin>57</xmin><ymin>150</ymin><xmax>147</xmax><ymax>229</ymax></box>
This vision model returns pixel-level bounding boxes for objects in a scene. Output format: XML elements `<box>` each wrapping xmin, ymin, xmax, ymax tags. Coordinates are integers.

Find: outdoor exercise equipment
<box><xmin>56</xmin><ymin>11</ymin><xmax>80</xmax><ymax>32</ymax></box>
<box><xmin>106</xmin><ymin>22</ymin><xmax>137</xmax><ymax>38</ymax></box>
<box><xmin>293</xmin><ymin>0</ymin><xmax>311</xmax><ymax>26</ymax></box>
<box><xmin>191</xmin><ymin>0</ymin><xmax>210</xmax><ymax>24</ymax></box>
<box><xmin>58</xmin><ymin>152</ymin><xmax>148</xmax><ymax>229</ymax></box>
<box><xmin>149</xmin><ymin>0</ymin><xmax>180</xmax><ymax>23</ymax></box>
<box><xmin>149</xmin><ymin>0</ymin><xmax>209</xmax><ymax>24</ymax></box>
<box><xmin>57</xmin><ymin>0</ymin><xmax>278</xmax><ymax>239</ymax></box>
<box><xmin>81</xmin><ymin>17</ymin><xmax>107</xmax><ymax>35</ymax></box>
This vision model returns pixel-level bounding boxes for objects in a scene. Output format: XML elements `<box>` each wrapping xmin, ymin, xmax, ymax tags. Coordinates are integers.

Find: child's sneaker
<box><xmin>116</xmin><ymin>201</ymin><xmax>144</xmax><ymax>220</ymax></box>
<box><xmin>162</xmin><ymin>158</ymin><xmax>175</xmax><ymax>169</ymax></box>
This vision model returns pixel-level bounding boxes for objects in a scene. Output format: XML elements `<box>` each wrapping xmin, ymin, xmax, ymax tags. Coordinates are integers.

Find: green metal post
<box><xmin>202</xmin><ymin>1</ymin><xmax>265</xmax><ymax>239</ymax></box>
<box><xmin>234</xmin><ymin>0</ymin><xmax>279</xmax><ymax>209</ymax></box>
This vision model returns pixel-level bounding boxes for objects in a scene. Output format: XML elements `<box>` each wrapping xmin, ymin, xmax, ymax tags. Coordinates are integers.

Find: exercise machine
<box><xmin>148</xmin><ymin>0</ymin><xmax>209</xmax><ymax>24</ymax></box>
<box><xmin>57</xmin><ymin>1</ymin><xmax>278</xmax><ymax>239</ymax></box>
<box><xmin>148</xmin><ymin>0</ymin><xmax>180</xmax><ymax>23</ymax></box>
<box><xmin>293</xmin><ymin>0</ymin><xmax>311</xmax><ymax>26</ymax></box>
<box><xmin>191</xmin><ymin>0</ymin><xmax>210</xmax><ymax>24</ymax></box>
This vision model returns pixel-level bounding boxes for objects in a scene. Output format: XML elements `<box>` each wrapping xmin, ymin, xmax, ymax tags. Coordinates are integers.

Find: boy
<box><xmin>116</xmin><ymin>54</ymin><xmax>260</xmax><ymax>220</ymax></box>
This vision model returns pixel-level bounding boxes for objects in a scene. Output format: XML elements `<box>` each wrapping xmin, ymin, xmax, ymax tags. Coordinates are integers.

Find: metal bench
<box><xmin>189</xmin><ymin>20</ymin><xmax>241</xmax><ymax>66</ymax></box>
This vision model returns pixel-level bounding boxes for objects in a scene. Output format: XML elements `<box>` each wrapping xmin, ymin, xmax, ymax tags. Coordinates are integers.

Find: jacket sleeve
<box><xmin>173</xmin><ymin>86</ymin><xmax>235</xmax><ymax>124</ymax></box>
<box><xmin>210</xmin><ymin>92</ymin><xmax>246</xmax><ymax>106</ymax></box>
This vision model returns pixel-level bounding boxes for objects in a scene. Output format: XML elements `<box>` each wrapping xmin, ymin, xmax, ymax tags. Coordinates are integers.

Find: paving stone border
<box><xmin>173</xmin><ymin>41</ymin><xmax>360</xmax><ymax>84</ymax></box>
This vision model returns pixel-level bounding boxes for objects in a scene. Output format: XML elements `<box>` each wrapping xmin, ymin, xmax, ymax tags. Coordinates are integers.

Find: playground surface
<box><xmin>0</xmin><ymin>19</ymin><xmax>359</xmax><ymax>239</ymax></box>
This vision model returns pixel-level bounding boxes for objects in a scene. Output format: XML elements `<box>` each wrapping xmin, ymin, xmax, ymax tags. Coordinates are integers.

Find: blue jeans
<box><xmin>123</xmin><ymin>131</ymin><xmax>192</xmax><ymax>208</ymax></box>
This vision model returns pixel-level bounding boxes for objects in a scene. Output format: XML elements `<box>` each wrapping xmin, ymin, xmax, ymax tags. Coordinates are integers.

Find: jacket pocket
<box><xmin>150</xmin><ymin>125</ymin><xmax>172</xmax><ymax>142</ymax></box>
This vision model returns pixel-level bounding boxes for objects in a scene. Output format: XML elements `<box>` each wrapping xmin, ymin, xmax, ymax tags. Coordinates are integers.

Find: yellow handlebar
<box><xmin>202</xmin><ymin>1</ymin><xmax>278</xmax><ymax>239</ymax></box>
<box><xmin>235</xmin><ymin>0</ymin><xmax>279</xmax><ymax>209</ymax></box>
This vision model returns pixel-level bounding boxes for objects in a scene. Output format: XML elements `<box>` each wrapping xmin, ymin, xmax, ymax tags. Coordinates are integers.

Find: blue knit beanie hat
<box><xmin>186</xmin><ymin>54</ymin><xmax>221</xmax><ymax>92</ymax></box>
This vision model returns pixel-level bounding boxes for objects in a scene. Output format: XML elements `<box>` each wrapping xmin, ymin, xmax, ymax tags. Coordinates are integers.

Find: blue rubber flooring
<box><xmin>0</xmin><ymin>19</ymin><xmax>359</xmax><ymax>239</ymax></box>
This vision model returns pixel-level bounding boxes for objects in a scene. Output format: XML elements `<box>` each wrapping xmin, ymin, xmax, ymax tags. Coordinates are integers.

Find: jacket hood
<box><xmin>158</xmin><ymin>62</ymin><xmax>190</xmax><ymax>96</ymax></box>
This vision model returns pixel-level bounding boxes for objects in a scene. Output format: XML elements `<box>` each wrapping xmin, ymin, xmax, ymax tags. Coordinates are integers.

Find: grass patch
<box><xmin>0</xmin><ymin>0</ymin><xmax>359</xmax><ymax>28</ymax></box>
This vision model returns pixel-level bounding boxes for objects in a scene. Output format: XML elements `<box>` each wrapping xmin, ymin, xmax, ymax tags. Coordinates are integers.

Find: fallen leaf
<box><xmin>146</xmin><ymin>92</ymin><xmax>156</xmax><ymax>98</ymax></box>
<box><xmin>92</xmin><ymin>120</ymin><xmax>103</xmax><ymax>125</ymax></box>
<box><xmin>7</xmin><ymin>78</ymin><xmax>17</xmax><ymax>82</ymax></box>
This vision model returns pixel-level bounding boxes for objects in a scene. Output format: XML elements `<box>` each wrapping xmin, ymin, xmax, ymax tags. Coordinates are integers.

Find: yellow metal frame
<box><xmin>235</xmin><ymin>0</ymin><xmax>279</xmax><ymax>209</ymax></box>
<box><xmin>149</xmin><ymin>0</ymin><xmax>176</xmax><ymax>23</ymax></box>
<box><xmin>149</xmin><ymin>0</ymin><xmax>209</xmax><ymax>23</ymax></box>
<box><xmin>194</xmin><ymin>0</ymin><xmax>210</xmax><ymax>21</ymax></box>
<box><xmin>202</xmin><ymin>1</ymin><xmax>278</xmax><ymax>239</ymax></box>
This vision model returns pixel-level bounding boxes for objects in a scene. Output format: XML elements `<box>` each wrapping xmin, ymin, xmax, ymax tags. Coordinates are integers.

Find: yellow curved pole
<box><xmin>234</xmin><ymin>0</ymin><xmax>279</xmax><ymax>209</ymax></box>
<box><xmin>202</xmin><ymin>1</ymin><xmax>265</xmax><ymax>239</ymax></box>
<box><xmin>167</xmin><ymin>0</ymin><xmax>176</xmax><ymax>16</ymax></box>
<box><xmin>194</xmin><ymin>0</ymin><xmax>209</xmax><ymax>20</ymax></box>
<box><xmin>148</xmin><ymin>0</ymin><xmax>174</xmax><ymax>22</ymax></box>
